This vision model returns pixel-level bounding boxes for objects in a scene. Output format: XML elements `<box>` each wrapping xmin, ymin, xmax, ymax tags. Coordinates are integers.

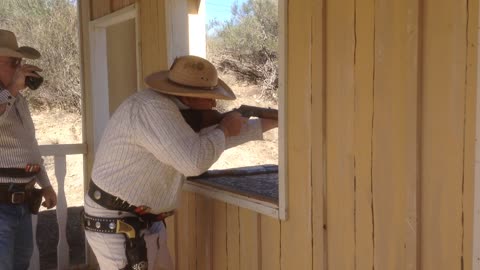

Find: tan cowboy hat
<box><xmin>0</xmin><ymin>29</ymin><xmax>41</xmax><ymax>59</ymax></box>
<box><xmin>145</xmin><ymin>55</ymin><xmax>236</xmax><ymax>100</ymax></box>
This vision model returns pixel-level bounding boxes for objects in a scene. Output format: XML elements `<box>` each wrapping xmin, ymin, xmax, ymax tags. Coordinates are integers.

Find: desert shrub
<box><xmin>0</xmin><ymin>0</ymin><xmax>80</xmax><ymax>113</ymax></box>
<box><xmin>207</xmin><ymin>0</ymin><xmax>279</xmax><ymax>101</ymax></box>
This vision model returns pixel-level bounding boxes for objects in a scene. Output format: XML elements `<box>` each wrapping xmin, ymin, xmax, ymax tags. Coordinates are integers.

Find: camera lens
<box><xmin>25</xmin><ymin>71</ymin><xmax>43</xmax><ymax>90</ymax></box>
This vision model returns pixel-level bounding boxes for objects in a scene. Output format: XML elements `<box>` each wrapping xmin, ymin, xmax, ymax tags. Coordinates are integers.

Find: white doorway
<box><xmin>89</xmin><ymin>4</ymin><xmax>141</xmax><ymax>151</ymax></box>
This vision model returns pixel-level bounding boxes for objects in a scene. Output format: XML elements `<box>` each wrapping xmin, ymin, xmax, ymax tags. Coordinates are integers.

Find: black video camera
<box><xmin>25</xmin><ymin>71</ymin><xmax>43</xmax><ymax>90</ymax></box>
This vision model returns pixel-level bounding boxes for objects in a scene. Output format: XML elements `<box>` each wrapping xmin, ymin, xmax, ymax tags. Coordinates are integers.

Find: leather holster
<box><xmin>27</xmin><ymin>188</ymin><xmax>43</xmax><ymax>215</ymax></box>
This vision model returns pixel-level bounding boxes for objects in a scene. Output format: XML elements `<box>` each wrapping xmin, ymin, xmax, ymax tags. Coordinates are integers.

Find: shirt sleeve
<box><xmin>135</xmin><ymin>100</ymin><xmax>227</xmax><ymax>177</ymax></box>
<box><xmin>225</xmin><ymin>118</ymin><xmax>263</xmax><ymax>149</ymax></box>
<box><xmin>36</xmin><ymin>160</ymin><xmax>51</xmax><ymax>188</ymax></box>
<box><xmin>198</xmin><ymin>118</ymin><xmax>264</xmax><ymax>149</ymax></box>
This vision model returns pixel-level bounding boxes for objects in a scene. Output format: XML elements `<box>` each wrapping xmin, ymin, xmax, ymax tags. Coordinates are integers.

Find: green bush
<box><xmin>207</xmin><ymin>0</ymin><xmax>279</xmax><ymax>101</ymax></box>
<box><xmin>0</xmin><ymin>0</ymin><xmax>80</xmax><ymax>113</ymax></box>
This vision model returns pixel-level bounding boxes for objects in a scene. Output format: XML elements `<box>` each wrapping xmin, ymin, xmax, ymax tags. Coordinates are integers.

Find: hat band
<box><xmin>168</xmin><ymin>78</ymin><xmax>217</xmax><ymax>91</ymax></box>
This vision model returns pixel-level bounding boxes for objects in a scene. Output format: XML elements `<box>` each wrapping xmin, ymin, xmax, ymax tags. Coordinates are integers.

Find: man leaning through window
<box><xmin>83</xmin><ymin>55</ymin><xmax>277</xmax><ymax>269</ymax></box>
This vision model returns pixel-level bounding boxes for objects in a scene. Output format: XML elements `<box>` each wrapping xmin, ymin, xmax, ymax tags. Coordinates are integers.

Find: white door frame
<box><xmin>88</xmin><ymin>4</ymin><xmax>141</xmax><ymax>151</ymax></box>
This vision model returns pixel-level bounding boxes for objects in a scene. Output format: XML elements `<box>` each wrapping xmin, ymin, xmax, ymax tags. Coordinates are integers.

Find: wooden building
<box><xmin>60</xmin><ymin>0</ymin><xmax>480</xmax><ymax>269</ymax></box>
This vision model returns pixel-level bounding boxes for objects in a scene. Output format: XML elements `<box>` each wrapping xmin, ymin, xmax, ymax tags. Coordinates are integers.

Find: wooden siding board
<box><xmin>90</xmin><ymin>0</ymin><xmax>111</xmax><ymax>19</ymax></box>
<box><xmin>239</xmin><ymin>209</ymin><xmax>259</xmax><ymax>270</ymax></box>
<box><xmin>280</xmin><ymin>0</ymin><xmax>313</xmax><ymax>269</ymax></box>
<box><xmin>372</xmin><ymin>0</ymin><xmax>419</xmax><ymax>269</ymax></box>
<box><xmin>174</xmin><ymin>204</ymin><xmax>186</xmax><ymax>270</ymax></box>
<box><xmin>227</xmin><ymin>205</ymin><xmax>240</xmax><ymax>270</ymax></box>
<box><xmin>260</xmin><ymin>216</ymin><xmax>281</xmax><ymax>270</ymax></box>
<box><xmin>139</xmin><ymin>0</ymin><xmax>168</xmax><ymax>78</ymax></box>
<box><xmin>353</xmin><ymin>0</ymin><xmax>375</xmax><ymax>269</ymax></box>
<box><xmin>325</xmin><ymin>0</ymin><xmax>356</xmax><ymax>269</ymax></box>
<box><xmin>212</xmin><ymin>202</ymin><xmax>228</xmax><ymax>270</ymax></box>
<box><xmin>311</xmin><ymin>0</ymin><xmax>326</xmax><ymax>269</ymax></box>
<box><xmin>195</xmin><ymin>195</ymin><xmax>213</xmax><ymax>270</ymax></box>
<box><xmin>166</xmin><ymin>216</ymin><xmax>176</xmax><ymax>269</ymax></box>
<box><xmin>111</xmin><ymin>0</ymin><xmax>136</xmax><ymax>12</ymax></box>
<box><xmin>176</xmin><ymin>193</ymin><xmax>197</xmax><ymax>270</ymax></box>
<box><xmin>421</xmin><ymin>0</ymin><xmax>468</xmax><ymax>269</ymax></box>
<box><xmin>463</xmin><ymin>0</ymin><xmax>479</xmax><ymax>269</ymax></box>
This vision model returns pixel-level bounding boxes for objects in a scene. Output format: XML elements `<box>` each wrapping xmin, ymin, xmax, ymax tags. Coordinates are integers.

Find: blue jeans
<box><xmin>0</xmin><ymin>203</ymin><xmax>33</xmax><ymax>270</ymax></box>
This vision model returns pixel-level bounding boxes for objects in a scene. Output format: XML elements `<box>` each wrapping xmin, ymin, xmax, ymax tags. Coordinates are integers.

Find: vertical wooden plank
<box><xmin>421</xmin><ymin>0</ymin><xmax>468</xmax><ymax>269</ymax></box>
<box><xmin>175</xmin><ymin>193</ymin><xmax>197</xmax><ymax>270</ymax></box>
<box><xmin>260</xmin><ymin>215</ymin><xmax>280</xmax><ymax>270</ymax></box>
<box><xmin>281</xmin><ymin>0</ymin><xmax>313</xmax><ymax>269</ymax></box>
<box><xmin>239</xmin><ymin>209</ymin><xmax>259</xmax><ymax>270</ymax></box>
<box><xmin>311</xmin><ymin>0</ymin><xmax>327</xmax><ymax>269</ymax></box>
<box><xmin>187</xmin><ymin>193</ymin><xmax>197</xmax><ymax>270</ymax></box>
<box><xmin>175</xmin><ymin>196</ymin><xmax>188</xmax><ymax>270</ymax></box>
<box><xmin>325</xmin><ymin>0</ymin><xmax>356</xmax><ymax>268</ymax></box>
<box><xmin>354</xmin><ymin>0</ymin><xmax>375</xmax><ymax>269</ymax></box>
<box><xmin>372</xmin><ymin>0</ymin><xmax>419</xmax><ymax>269</ymax></box>
<box><xmin>196</xmin><ymin>195</ymin><xmax>213</xmax><ymax>270</ymax></box>
<box><xmin>227</xmin><ymin>205</ymin><xmax>240</xmax><ymax>270</ymax></box>
<box><xmin>111</xmin><ymin>0</ymin><xmax>136</xmax><ymax>12</ymax></box>
<box><xmin>212</xmin><ymin>202</ymin><xmax>228</xmax><ymax>270</ymax></box>
<box><xmin>139</xmin><ymin>0</ymin><xmax>168</xmax><ymax>77</ymax></box>
<box><xmin>90</xmin><ymin>0</ymin><xmax>111</xmax><ymax>20</ymax></box>
<box><xmin>165</xmin><ymin>215</ymin><xmax>176</xmax><ymax>269</ymax></box>
<box><xmin>463</xmin><ymin>1</ymin><xmax>479</xmax><ymax>270</ymax></box>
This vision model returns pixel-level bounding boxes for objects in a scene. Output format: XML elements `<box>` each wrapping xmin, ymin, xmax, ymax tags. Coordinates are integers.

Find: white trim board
<box><xmin>184</xmin><ymin>181</ymin><xmax>279</xmax><ymax>218</ymax></box>
<box><xmin>88</xmin><ymin>4</ymin><xmax>141</xmax><ymax>152</ymax></box>
<box><xmin>278</xmin><ymin>0</ymin><xmax>288</xmax><ymax>221</ymax></box>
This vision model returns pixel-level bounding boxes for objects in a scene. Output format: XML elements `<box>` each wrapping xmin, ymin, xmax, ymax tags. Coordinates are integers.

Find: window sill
<box><xmin>184</xmin><ymin>165</ymin><xmax>280</xmax><ymax>218</ymax></box>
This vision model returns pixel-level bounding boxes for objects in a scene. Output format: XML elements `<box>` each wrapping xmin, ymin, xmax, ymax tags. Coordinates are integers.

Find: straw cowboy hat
<box><xmin>0</xmin><ymin>29</ymin><xmax>41</xmax><ymax>59</ymax></box>
<box><xmin>145</xmin><ymin>55</ymin><xmax>236</xmax><ymax>100</ymax></box>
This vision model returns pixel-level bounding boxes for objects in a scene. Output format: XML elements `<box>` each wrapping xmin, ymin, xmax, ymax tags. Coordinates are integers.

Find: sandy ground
<box><xmin>30</xmin><ymin>73</ymin><xmax>279</xmax><ymax>208</ymax></box>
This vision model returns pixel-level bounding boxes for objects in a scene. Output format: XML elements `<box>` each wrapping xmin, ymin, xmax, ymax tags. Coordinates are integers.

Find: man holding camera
<box><xmin>0</xmin><ymin>29</ymin><xmax>57</xmax><ymax>269</ymax></box>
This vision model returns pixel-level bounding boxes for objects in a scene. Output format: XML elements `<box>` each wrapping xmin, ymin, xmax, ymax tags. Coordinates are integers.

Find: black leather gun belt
<box><xmin>0</xmin><ymin>166</ymin><xmax>40</xmax><ymax>178</ymax></box>
<box><xmin>0</xmin><ymin>181</ymin><xmax>36</xmax><ymax>204</ymax></box>
<box><xmin>83</xmin><ymin>212</ymin><xmax>146</xmax><ymax>235</ymax></box>
<box><xmin>87</xmin><ymin>180</ymin><xmax>175</xmax><ymax>222</ymax></box>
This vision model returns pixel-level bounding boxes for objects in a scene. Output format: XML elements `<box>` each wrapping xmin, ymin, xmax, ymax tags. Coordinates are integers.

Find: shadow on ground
<box><xmin>36</xmin><ymin>206</ymin><xmax>85</xmax><ymax>269</ymax></box>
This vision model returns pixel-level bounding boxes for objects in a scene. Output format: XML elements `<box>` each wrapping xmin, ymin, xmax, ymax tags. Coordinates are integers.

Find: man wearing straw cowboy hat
<box><xmin>0</xmin><ymin>29</ymin><xmax>57</xmax><ymax>269</ymax></box>
<box><xmin>83</xmin><ymin>55</ymin><xmax>277</xmax><ymax>269</ymax></box>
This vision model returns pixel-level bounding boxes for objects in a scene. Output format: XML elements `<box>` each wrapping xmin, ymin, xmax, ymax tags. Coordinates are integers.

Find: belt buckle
<box><xmin>11</xmin><ymin>192</ymin><xmax>25</xmax><ymax>204</ymax></box>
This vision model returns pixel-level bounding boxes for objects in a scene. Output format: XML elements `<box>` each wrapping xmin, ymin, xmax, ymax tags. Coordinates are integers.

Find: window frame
<box><xmin>167</xmin><ymin>0</ymin><xmax>288</xmax><ymax>220</ymax></box>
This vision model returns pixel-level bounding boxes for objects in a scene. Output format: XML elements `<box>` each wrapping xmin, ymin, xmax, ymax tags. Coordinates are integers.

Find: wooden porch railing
<box><xmin>29</xmin><ymin>144</ymin><xmax>87</xmax><ymax>270</ymax></box>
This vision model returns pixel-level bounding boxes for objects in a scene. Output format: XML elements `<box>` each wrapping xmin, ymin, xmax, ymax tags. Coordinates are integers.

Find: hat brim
<box><xmin>0</xmin><ymin>46</ymin><xmax>40</xmax><ymax>59</ymax></box>
<box><xmin>145</xmin><ymin>71</ymin><xmax>236</xmax><ymax>100</ymax></box>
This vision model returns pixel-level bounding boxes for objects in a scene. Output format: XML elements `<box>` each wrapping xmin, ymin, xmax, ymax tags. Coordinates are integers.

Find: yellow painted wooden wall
<box><xmin>82</xmin><ymin>0</ymin><xmax>479</xmax><ymax>269</ymax></box>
